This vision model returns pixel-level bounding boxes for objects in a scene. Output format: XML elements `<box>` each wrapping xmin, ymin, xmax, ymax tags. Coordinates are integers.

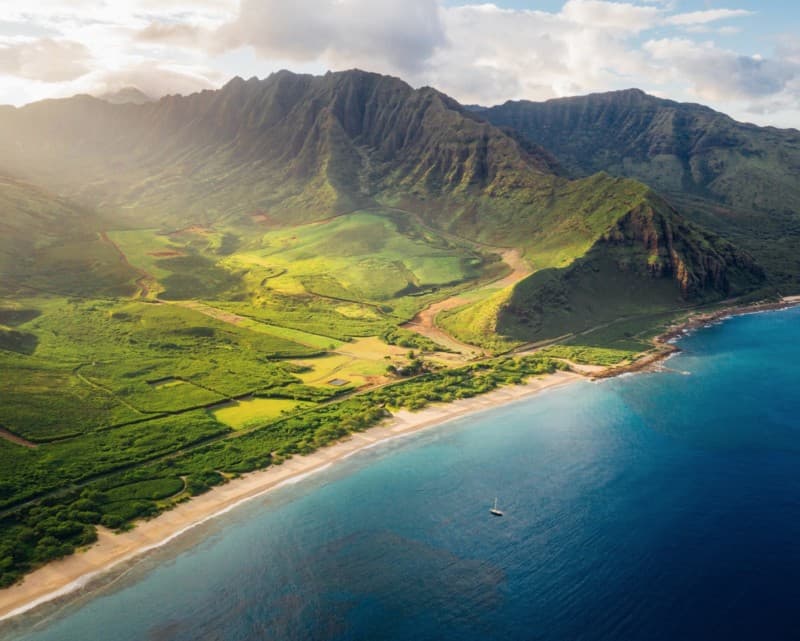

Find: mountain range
<box><xmin>3</xmin><ymin>69</ymin><xmax>796</xmax><ymax>346</ymax></box>
<box><xmin>475</xmin><ymin>89</ymin><xmax>800</xmax><ymax>288</ymax></box>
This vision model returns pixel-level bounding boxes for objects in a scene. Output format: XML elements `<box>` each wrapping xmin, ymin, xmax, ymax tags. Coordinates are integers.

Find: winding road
<box><xmin>401</xmin><ymin>247</ymin><xmax>533</xmax><ymax>357</ymax></box>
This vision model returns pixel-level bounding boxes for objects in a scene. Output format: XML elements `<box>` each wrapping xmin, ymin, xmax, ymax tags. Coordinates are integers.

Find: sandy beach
<box><xmin>0</xmin><ymin>369</ymin><xmax>582</xmax><ymax>622</ymax></box>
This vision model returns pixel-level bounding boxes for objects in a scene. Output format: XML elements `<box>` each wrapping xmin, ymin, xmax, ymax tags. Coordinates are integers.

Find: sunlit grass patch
<box><xmin>291</xmin><ymin>339</ymin><xmax>403</xmax><ymax>387</ymax></box>
<box><xmin>212</xmin><ymin>397</ymin><xmax>309</xmax><ymax>430</ymax></box>
<box><xmin>106</xmin><ymin>229</ymin><xmax>180</xmax><ymax>279</ymax></box>
<box><xmin>249</xmin><ymin>211</ymin><xmax>489</xmax><ymax>301</ymax></box>
<box><xmin>537</xmin><ymin>345</ymin><xmax>639</xmax><ymax>366</ymax></box>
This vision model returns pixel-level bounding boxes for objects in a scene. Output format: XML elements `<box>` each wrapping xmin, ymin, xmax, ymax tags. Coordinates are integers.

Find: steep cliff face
<box><xmin>600</xmin><ymin>201</ymin><xmax>764</xmax><ymax>298</ymax></box>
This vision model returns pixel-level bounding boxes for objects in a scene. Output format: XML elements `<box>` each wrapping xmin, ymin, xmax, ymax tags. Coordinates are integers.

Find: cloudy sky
<box><xmin>1</xmin><ymin>0</ymin><xmax>798</xmax><ymax>127</ymax></box>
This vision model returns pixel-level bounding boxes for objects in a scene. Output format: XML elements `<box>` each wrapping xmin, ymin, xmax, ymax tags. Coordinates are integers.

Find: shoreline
<box><xmin>658</xmin><ymin>295</ymin><xmax>800</xmax><ymax>344</ymax></box>
<box><xmin>592</xmin><ymin>295</ymin><xmax>800</xmax><ymax>380</ymax></box>
<box><xmin>0</xmin><ymin>369</ymin><xmax>582</xmax><ymax>623</ymax></box>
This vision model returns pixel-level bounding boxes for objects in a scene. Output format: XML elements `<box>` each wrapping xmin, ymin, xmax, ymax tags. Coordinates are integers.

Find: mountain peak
<box><xmin>605</xmin><ymin>88</ymin><xmax>647</xmax><ymax>97</ymax></box>
<box><xmin>222</xmin><ymin>75</ymin><xmax>247</xmax><ymax>89</ymax></box>
<box><xmin>97</xmin><ymin>86</ymin><xmax>154</xmax><ymax>105</ymax></box>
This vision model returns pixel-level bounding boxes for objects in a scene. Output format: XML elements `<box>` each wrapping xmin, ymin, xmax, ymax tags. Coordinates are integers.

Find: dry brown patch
<box><xmin>0</xmin><ymin>426</ymin><xmax>36</xmax><ymax>448</ymax></box>
<box><xmin>147</xmin><ymin>250</ymin><xmax>184</xmax><ymax>257</ymax></box>
<box><xmin>169</xmin><ymin>225</ymin><xmax>213</xmax><ymax>238</ymax></box>
<box><xmin>166</xmin><ymin>301</ymin><xmax>247</xmax><ymax>326</ymax></box>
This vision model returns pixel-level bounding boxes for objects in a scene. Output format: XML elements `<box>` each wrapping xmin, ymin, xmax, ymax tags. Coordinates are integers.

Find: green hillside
<box><xmin>439</xmin><ymin>187</ymin><xmax>766</xmax><ymax>351</ymax></box>
<box><xmin>0</xmin><ymin>177</ymin><xmax>138</xmax><ymax>297</ymax></box>
<box><xmin>477</xmin><ymin>89</ymin><xmax>800</xmax><ymax>289</ymax></box>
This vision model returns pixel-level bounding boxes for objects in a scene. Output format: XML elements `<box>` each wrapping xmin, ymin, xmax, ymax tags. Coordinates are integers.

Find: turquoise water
<box><xmin>4</xmin><ymin>307</ymin><xmax>800</xmax><ymax>641</ymax></box>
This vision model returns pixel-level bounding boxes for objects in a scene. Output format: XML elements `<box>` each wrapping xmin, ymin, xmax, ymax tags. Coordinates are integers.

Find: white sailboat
<box><xmin>490</xmin><ymin>497</ymin><xmax>504</xmax><ymax>517</ymax></box>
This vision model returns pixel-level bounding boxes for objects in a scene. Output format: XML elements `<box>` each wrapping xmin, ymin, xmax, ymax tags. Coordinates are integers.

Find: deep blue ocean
<box><xmin>4</xmin><ymin>307</ymin><xmax>800</xmax><ymax>641</ymax></box>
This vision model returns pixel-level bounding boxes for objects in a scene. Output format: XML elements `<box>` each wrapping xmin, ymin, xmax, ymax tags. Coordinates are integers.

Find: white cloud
<box><xmin>416</xmin><ymin>2</ymin><xmax>652</xmax><ymax>105</ymax></box>
<box><xmin>0</xmin><ymin>38</ymin><xmax>91</xmax><ymax>82</ymax></box>
<box><xmin>776</xmin><ymin>35</ymin><xmax>800</xmax><ymax>64</ymax></box>
<box><xmin>665</xmin><ymin>9</ymin><xmax>753</xmax><ymax>27</ymax></box>
<box><xmin>85</xmin><ymin>62</ymin><xmax>221</xmax><ymax>98</ymax></box>
<box><xmin>215</xmin><ymin>0</ymin><xmax>446</xmax><ymax>73</ymax></box>
<box><xmin>644</xmin><ymin>38</ymin><xmax>797</xmax><ymax>102</ymax></box>
<box><xmin>136</xmin><ymin>22</ymin><xmax>210</xmax><ymax>49</ymax></box>
<box><xmin>560</xmin><ymin>0</ymin><xmax>660</xmax><ymax>32</ymax></box>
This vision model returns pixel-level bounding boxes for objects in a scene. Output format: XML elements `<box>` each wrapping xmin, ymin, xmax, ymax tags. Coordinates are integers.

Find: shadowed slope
<box><xmin>0</xmin><ymin>177</ymin><xmax>138</xmax><ymax>297</ymax></box>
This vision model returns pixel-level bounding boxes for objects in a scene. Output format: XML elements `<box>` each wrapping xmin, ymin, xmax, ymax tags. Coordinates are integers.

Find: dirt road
<box><xmin>401</xmin><ymin>248</ymin><xmax>532</xmax><ymax>357</ymax></box>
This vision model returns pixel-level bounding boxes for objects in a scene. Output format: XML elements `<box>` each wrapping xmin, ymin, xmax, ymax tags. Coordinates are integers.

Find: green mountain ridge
<box><xmin>440</xmin><ymin>183</ymin><xmax>765</xmax><ymax>350</ymax></box>
<box><xmin>0</xmin><ymin>70</ymin><xmax>768</xmax><ymax>344</ymax></box>
<box><xmin>476</xmin><ymin>89</ymin><xmax>800</xmax><ymax>289</ymax></box>
<box><xmin>500</xmin><ymin>194</ymin><xmax>765</xmax><ymax>340</ymax></box>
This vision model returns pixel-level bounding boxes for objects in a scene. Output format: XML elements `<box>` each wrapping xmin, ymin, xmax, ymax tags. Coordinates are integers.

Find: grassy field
<box><xmin>212</xmin><ymin>398</ymin><xmax>311</xmax><ymax>430</ymax></box>
<box><xmin>166</xmin><ymin>300</ymin><xmax>343</xmax><ymax>350</ymax></box>
<box><xmin>105</xmin><ymin>229</ymin><xmax>184</xmax><ymax>281</ymax></box>
<box><xmin>289</xmin><ymin>337</ymin><xmax>423</xmax><ymax>390</ymax></box>
<box><xmin>0</xmin><ymin>296</ymin><xmax>320</xmax><ymax>440</ymax></box>
<box><xmin>235</xmin><ymin>212</ymin><xmax>481</xmax><ymax>300</ymax></box>
<box><xmin>536</xmin><ymin>345</ymin><xmax>639</xmax><ymax>366</ymax></box>
<box><xmin>438</xmin><ymin>287</ymin><xmax>522</xmax><ymax>354</ymax></box>
<box><xmin>102</xmin><ymin>211</ymin><xmax>504</xmax><ymax>343</ymax></box>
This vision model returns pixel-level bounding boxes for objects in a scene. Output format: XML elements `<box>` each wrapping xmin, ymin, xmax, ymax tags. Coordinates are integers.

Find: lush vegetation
<box><xmin>379</xmin><ymin>327</ymin><xmax>448</xmax><ymax>352</ymax></box>
<box><xmin>0</xmin><ymin>355</ymin><xmax>562</xmax><ymax>587</ymax></box>
<box><xmin>0</xmin><ymin>298</ymin><xmax>318</xmax><ymax>441</ymax></box>
<box><xmin>438</xmin><ymin>287</ymin><xmax>522</xmax><ymax>354</ymax></box>
<box><xmin>537</xmin><ymin>345</ymin><xmax>638</xmax><ymax>366</ymax></box>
